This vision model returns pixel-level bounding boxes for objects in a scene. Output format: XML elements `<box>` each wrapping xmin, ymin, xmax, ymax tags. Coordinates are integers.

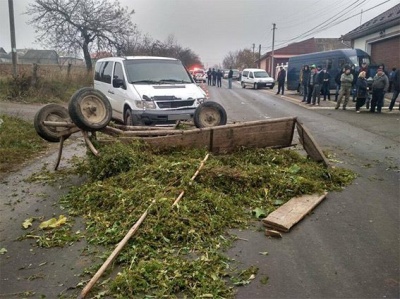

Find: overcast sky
<box><xmin>0</xmin><ymin>0</ymin><xmax>397</xmax><ymax>67</ymax></box>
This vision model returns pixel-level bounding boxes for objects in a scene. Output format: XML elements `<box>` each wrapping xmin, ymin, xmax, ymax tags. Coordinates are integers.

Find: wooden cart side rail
<box><xmin>296</xmin><ymin>121</ymin><xmax>330</xmax><ymax>167</ymax></box>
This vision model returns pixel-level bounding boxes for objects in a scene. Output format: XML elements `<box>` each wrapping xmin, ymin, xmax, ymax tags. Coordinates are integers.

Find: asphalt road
<box><xmin>0</xmin><ymin>82</ymin><xmax>399</xmax><ymax>298</ymax></box>
<box><xmin>207</xmin><ymin>80</ymin><xmax>400</xmax><ymax>299</ymax></box>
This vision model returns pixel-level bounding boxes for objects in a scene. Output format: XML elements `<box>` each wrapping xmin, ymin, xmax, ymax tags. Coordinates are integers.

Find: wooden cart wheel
<box><xmin>68</xmin><ymin>87</ymin><xmax>112</xmax><ymax>131</ymax></box>
<box><xmin>193</xmin><ymin>101</ymin><xmax>227</xmax><ymax>128</ymax></box>
<box><xmin>34</xmin><ymin>104</ymin><xmax>71</xmax><ymax>142</ymax></box>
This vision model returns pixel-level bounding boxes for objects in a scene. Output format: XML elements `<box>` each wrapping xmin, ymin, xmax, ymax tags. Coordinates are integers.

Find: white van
<box><xmin>94</xmin><ymin>56</ymin><xmax>207</xmax><ymax>126</ymax></box>
<box><xmin>241</xmin><ymin>68</ymin><xmax>275</xmax><ymax>90</ymax></box>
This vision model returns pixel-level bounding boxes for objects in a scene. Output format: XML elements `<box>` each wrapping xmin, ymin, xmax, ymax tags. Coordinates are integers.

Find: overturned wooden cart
<box><xmin>33</xmin><ymin>88</ymin><xmax>330</xmax><ymax>169</ymax></box>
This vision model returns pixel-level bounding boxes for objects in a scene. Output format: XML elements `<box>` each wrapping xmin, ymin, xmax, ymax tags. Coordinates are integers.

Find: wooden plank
<box><xmin>262</xmin><ymin>192</ymin><xmax>328</xmax><ymax>232</ymax></box>
<box><xmin>296</xmin><ymin>121</ymin><xmax>330</xmax><ymax>167</ymax></box>
<box><xmin>97</xmin><ymin>117</ymin><xmax>297</xmax><ymax>153</ymax></box>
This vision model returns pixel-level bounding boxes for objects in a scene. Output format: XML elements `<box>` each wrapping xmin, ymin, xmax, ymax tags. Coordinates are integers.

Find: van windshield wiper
<box><xmin>130</xmin><ymin>79</ymin><xmax>161</xmax><ymax>84</ymax></box>
<box><xmin>159</xmin><ymin>79</ymin><xmax>191</xmax><ymax>84</ymax></box>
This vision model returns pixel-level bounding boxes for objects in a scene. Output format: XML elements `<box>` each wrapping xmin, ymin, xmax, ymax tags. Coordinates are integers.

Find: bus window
<box><xmin>338</xmin><ymin>58</ymin><xmax>346</xmax><ymax>68</ymax></box>
<box><xmin>349</xmin><ymin>55</ymin><xmax>358</xmax><ymax>67</ymax></box>
<box><xmin>327</xmin><ymin>59</ymin><xmax>333</xmax><ymax>70</ymax></box>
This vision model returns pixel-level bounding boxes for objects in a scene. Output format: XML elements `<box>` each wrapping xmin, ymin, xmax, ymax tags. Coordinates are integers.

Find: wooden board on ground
<box><xmin>262</xmin><ymin>192</ymin><xmax>328</xmax><ymax>232</ymax></box>
<box><xmin>296</xmin><ymin>121</ymin><xmax>330</xmax><ymax>167</ymax></box>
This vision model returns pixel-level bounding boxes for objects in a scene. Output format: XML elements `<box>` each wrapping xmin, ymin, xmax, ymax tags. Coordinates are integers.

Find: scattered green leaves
<box><xmin>59</xmin><ymin>141</ymin><xmax>356</xmax><ymax>297</ymax></box>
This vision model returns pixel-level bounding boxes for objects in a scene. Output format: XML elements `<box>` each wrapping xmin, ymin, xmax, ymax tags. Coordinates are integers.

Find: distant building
<box><xmin>0</xmin><ymin>47</ymin><xmax>11</xmax><ymax>63</ymax></box>
<box><xmin>342</xmin><ymin>3</ymin><xmax>400</xmax><ymax>69</ymax></box>
<box><xmin>258</xmin><ymin>38</ymin><xmax>349</xmax><ymax>78</ymax></box>
<box><xmin>20</xmin><ymin>49</ymin><xmax>59</xmax><ymax>65</ymax></box>
<box><xmin>59</xmin><ymin>56</ymin><xmax>84</xmax><ymax>65</ymax></box>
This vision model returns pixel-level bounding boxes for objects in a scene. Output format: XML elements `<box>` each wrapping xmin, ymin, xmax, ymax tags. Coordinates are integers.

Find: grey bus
<box><xmin>287</xmin><ymin>48</ymin><xmax>374</xmax><ymax>91</ymax></box>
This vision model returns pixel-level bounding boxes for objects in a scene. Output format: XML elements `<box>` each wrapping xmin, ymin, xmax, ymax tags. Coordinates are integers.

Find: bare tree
<box><xmin>223</xmin><ymin>48</ymin><xmax>259</xmax><ymax>70</ymax></box>
<box><xmin>122</xmin><ymin>34</ymin><xmax>202</xmax><ymax>69</ymax></box>
<box><xmin>26</xmin><ymin>0</ymin><xmax>137</xmax><ymax>72</ymax></box>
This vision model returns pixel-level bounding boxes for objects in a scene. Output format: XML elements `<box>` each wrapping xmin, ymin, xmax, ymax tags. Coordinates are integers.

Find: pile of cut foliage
<box><xmin>61</xmin><ymin>141</ymin><xmax>356</xmax><ymax>298</ymax></box>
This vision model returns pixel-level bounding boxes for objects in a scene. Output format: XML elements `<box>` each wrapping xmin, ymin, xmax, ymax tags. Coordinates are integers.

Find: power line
<box><xmin>272</xmin><ymin>0</ymin><xmax>391</xmax><ymax>50</ymax></box>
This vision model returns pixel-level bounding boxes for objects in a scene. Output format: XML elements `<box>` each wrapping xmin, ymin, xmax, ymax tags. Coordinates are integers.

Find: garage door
<box><xmin>371</xmin><ymin>36</ymin><xmax>400</xmax><ymax>68</ymax></box>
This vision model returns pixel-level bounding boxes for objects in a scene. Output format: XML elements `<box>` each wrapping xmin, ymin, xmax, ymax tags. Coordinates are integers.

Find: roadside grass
<box><xmin>0</xmin><ymin>64</ymin><xmax>92</xmax><ymax>103</ymax></box>
<box><xmin>0</xmin><ymin>114</ymin><xmax>48</xmax><ymax>174</ymax></box>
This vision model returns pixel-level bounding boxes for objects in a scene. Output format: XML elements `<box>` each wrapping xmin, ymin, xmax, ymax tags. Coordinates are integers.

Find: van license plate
<box><xmin>168</xmin><ymin>114</ymin><xmax>191</xmax><ymax>120</ymax></box>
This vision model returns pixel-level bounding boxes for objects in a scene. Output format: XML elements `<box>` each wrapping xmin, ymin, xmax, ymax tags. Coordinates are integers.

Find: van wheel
<box><xmin>254</xmin><ymin>83</ymin><xmax>258</xmax><ymax>90</ymax></box>
<box><xmin>241</xmin><ymin>82</ymin><xmax>246</xmax><ymax>88</ymax></box>
<box><xmin>68</xmin><ymin>87</ymin><xmax>112</xmax><ymax>131</ymax></box>
<box><xmin>194</xmin><ymin>101</ymin><xmax>227</xmax><ymax>128</ymax></box>
<box><xmin>34</xmin><ymin>104</ymin><xmax>71</xmax><ymax>142</ymax></box>
<box><xmin>124</xmin><ymin>108</ymin><xmax>133</xmax><ymax>126</ymax></box>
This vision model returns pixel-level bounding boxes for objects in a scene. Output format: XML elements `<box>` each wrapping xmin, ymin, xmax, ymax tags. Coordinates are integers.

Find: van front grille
<box><xmin>156</xmin><ymin>100</ymin><xmax>195</xmax><ymax>109</ymax></box>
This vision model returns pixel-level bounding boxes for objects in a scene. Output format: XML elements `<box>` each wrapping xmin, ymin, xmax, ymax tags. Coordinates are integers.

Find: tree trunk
<box><xmin>82</xmin><ymin>42</ymin><xmax>92</xmax><ymax>73</ymax></box>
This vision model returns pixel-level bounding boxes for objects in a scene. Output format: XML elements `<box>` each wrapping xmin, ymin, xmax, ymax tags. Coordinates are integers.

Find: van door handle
<box><xmin>108</xmin><ymin>90</ymin><xmax>114</xmax><ymax>94</ymax></box>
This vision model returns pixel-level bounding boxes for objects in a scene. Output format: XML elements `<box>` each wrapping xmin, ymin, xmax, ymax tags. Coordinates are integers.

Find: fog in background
<box><xmin>0</xmin><ymin>0</ymin><xmax>396</xmax><ymax>67</ymax></box>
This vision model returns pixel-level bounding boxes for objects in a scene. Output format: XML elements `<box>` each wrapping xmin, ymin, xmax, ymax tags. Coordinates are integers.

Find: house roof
<box><xmin>0</xmin><ymin>47</ymin><xmax>7</xmax><ymax>54</ymax></box>
<box><xmin>260</xmin><ymin>38</ymin><xmax>349</xmax><ymax>60</ymax></box>
<box><xmin>342</xmin><ymin>3</ymin><xmax>400</xmax><ymax>40</ymax></box>
<box><xmin>22</xmin><ymin>50</ymin><xmax>58</xmax><ymax>59</ymax></box>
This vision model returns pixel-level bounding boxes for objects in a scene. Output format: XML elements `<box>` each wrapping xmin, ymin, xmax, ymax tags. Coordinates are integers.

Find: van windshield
<box><xmin>254</xmin><ymin>71</ymin><xmax>270</xmax><ymax>78</ymax></box>
<box><xmin>124</xmin><ymin>59</ymin><xmax>193</xmax><ymax>84</ymax></box>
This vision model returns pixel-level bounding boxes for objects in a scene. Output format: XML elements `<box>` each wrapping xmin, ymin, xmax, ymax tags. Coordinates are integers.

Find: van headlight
<box><xmin>196</xmin><ymin>97</ymin><xmax>206</xmax><ymax>104</ymax></box>
<box><xmin>135</xmin><ymin>100</ymin><xmax>156</xmax><ymax>109</ymax></box>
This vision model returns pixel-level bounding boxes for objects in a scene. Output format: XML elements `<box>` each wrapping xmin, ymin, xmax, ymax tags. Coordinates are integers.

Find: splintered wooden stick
<box><xmin>78</xmin><ymin>153</ymin><xmax>210</xmax><ymax>298</ymax></box>
<box><xmin>54</xmin><ymin>135</ymin><xmax>65</xmax><ymax>171</ymax></box>
<box><xmin>82</xmin><ymin>131</ymin><xmax>99</xmax><ymax>156</ymax></box>
<box><xmin>173</xmin><ymin>153</ymin><xmax>209</xmax><ymax>206</ymax></box>
<box><xmin>77</xmin><ymin>200</ymin><xmax>155</xmax><ymax>299</ymax></box>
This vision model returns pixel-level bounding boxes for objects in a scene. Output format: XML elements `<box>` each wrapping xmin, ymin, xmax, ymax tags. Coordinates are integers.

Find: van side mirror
<box><xmin>113</xmin><ymin>78</ymin><xmax>125</xmax><ymax>89</ymax></box>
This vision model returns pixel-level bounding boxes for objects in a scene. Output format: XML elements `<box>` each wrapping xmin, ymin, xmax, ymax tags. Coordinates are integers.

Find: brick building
<box><xmin>342</xmin><ymin>3</ymin><xmax>400</xmax><ymax>70</ymax></box>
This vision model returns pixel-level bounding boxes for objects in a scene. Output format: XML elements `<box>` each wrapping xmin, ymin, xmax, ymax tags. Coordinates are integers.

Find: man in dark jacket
<box><xmin>301</xmin><ymin>65</ymin><xmax>311</xmax><ymax>102</ymax></box>
<box><xmin>311</xmin><ymin>66</ymin><xmax>324</xmax><ymax>105</ymax></box>
<box><xmin>321</xmin><ymin>68</ymin><xmax>331</xmax><ymax>100</ymax></box>
<box><xmin>388</xmin><ymin>68</ymin><xmax>399</xmax><ymax>112</ymax></box>
<box><xmin>276</xmin><ymin>66</ymin><xmax>286</xmax><ymax>95</ymax></box>
<box><xmin>370</xmin><ymin>66</ymin><xmax>389</xmax><ymax>113</ymax></box>
<box><xmin>228</xmin><ymin>68</ymin><xmax>233</xmax><ymax>89</ymax></box>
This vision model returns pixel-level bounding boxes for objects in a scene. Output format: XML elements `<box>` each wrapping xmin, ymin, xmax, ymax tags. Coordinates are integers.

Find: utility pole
<box><xmin>258</xmin><ymin>44</ymin><xmax>261</xmax><ymax>68</ymax></box>
<box><xmin>271</xmin><ymin>23</ymin><xmax>276</xmax><ymax>78</ymax></box>
<box><xmin>8</xmin><ymin>0</ymin><xmax>18</xmax><ymax>77</ymax></box>
<box><xmin>360</xmin><ymin>9</ymin><xmax>363</xmax><ymax>25</ymax></box>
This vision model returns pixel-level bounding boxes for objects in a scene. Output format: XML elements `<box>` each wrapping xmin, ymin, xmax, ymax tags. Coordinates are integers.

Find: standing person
<box><xmin>228</xmin><ymin>68</ymin><xmax>233</xmax><ymax>89</ymax></box>
<box><xmin>207</xmin><ymin>68</ymin><xmax>212</xmax><ymax>86</ymax></box>
<box><xmin>360</xmin><ymin>62</ymin><xmax>371</xmax><ymax>79</ymax></box>
<box><xmin>311</xmin><ymin>66</ymin><xmax>324</xmax><ymax>105</ymax></box>
<box><xmin>388</xmin><ymin>67</ymin><xmax>396</xmax><ymax>93</ymax></box>
<box><xmin>388</xmin><ymin>68</ymin><xmax>400</xmax><ymax>112</ymax></box>
<box><xmin>301</xmin><ymin>65</ymin><xmax>311</xmax><ymax>102</ymax></box>
<box><xmin>321</xmin><ymin>68</ymin><xmax>331</xmax><ymax>101</ymax></box>
<box><xmin>355</xmin><ymin>71</ymin><xmax>368</xmax><ymax>113</ymax></box>
<box><xmin>350</xmin><ymin>64</ymin><xmax>358</xmax><ymax>102</ymax></box>
<box><xmin>216</xmin><ymin>69</ymin><xmax>223</xmax><ymax>88</ymax></box>
<box><xmin>370</xmin><ymin>66</ymin><xmax>389</xmax><ymax>113</ymax></box>
<box><xmin>211</xmin><ymin>68</ymin><xmax>217</xmax><ymax>86</ymax></box>
<box><xmin>276</xmin><ymin>66</ymin><xmax>286</xmax><ymax>95</ymax></box>
<box><xmin>306</xmin><ymin>65</ymin><xmax>317</xmax><ymax>104</ymax></box>
<box><xmin>335</xmin><ymin>66</ymin><xmax>353</xmax><ymax>110</ymax></box>
<box><xmin>335</xmin><ymin>67</ymin><xmax>345</xmax><ymax>102</ymax></box>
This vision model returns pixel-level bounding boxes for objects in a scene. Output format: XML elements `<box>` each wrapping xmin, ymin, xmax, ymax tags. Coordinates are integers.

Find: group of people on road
<box><xmin>296</xmin><ymin>62</ymin><xmax>399</xmax><ymax>113</ymax></box>
<box><xmin>206</xmin><ymin>68</ymin><xmax>223</xmax><ymax>87</ymax></box>
<box><xmin>206</xmin><ymin>68</ymin><xmax>234</xmax><ymax>89</ymax></box>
